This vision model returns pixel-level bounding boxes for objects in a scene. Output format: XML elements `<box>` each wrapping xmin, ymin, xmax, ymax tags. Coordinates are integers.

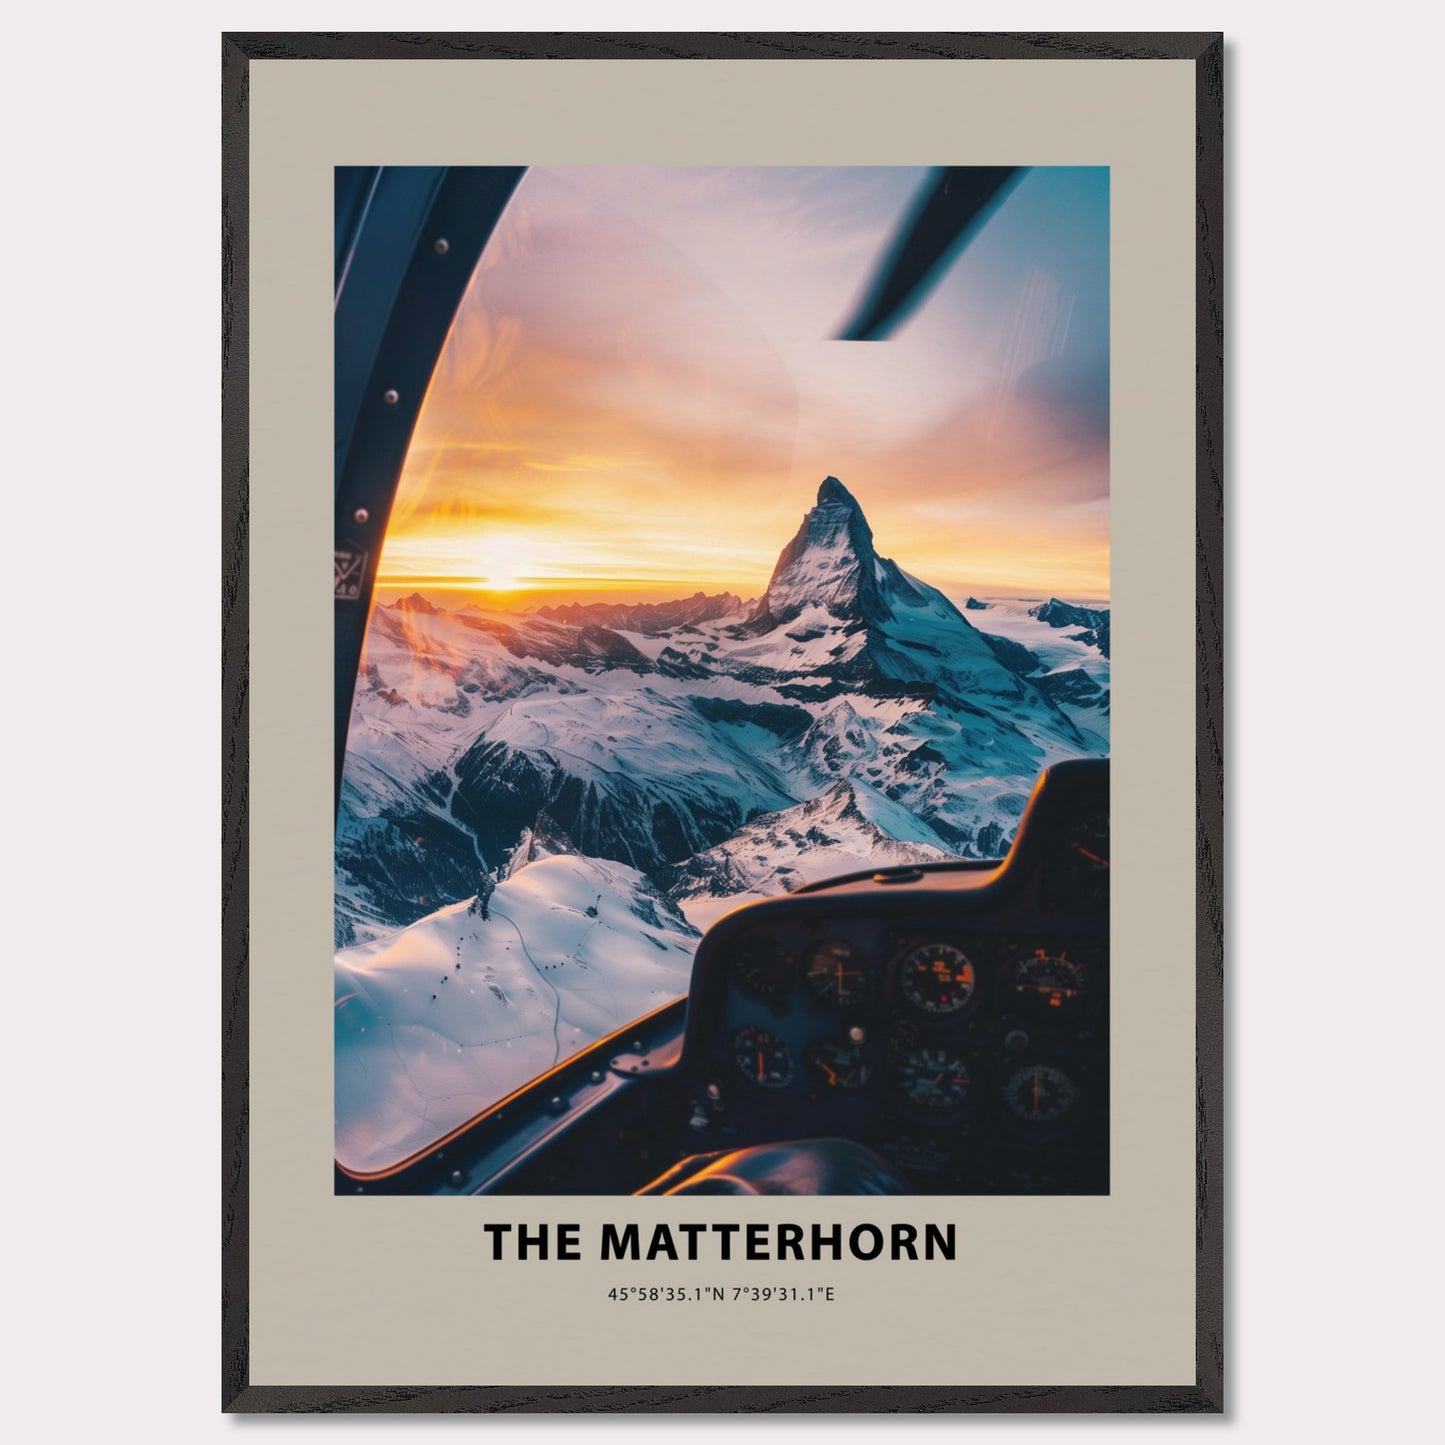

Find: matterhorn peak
<box><xmin>814</xmin><ymin>476</ymin><xmax>867</xmax><ymax>540</ymax></box>
<box><xmin>751</xmin><ymin>476</ymin><xmax>886</xmax><ymax>627</ymax></box>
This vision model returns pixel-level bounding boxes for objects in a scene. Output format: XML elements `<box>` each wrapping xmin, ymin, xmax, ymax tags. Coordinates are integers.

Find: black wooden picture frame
<box><xmin>221</xmin><ymin>29</ymin><xmax>1223</xmax><ymax>1413</ymax></box>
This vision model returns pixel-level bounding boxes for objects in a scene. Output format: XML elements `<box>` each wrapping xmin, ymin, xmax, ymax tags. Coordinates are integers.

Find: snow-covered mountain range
<box><xmin>335</xmin><ymin>477</ymin><xmax>1109</xmax><ymax>1168</ymax></box>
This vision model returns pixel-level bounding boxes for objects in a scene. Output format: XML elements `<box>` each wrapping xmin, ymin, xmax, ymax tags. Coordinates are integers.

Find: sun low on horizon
<box><xmin>375</xmin><ymin>166</ymin><xmax>1111</xmax><ymax>610</ymax></box>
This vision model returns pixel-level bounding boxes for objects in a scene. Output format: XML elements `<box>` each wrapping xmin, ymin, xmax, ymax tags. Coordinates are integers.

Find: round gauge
<box><xmin>804</xmin><ymin>1038</ymin><xmax>872</xmax><ymax>1091</ymax></box>
<box><xmin>728</xmin><ymin>936</ymin><xmax>794</xmax><ymax>999</ymax></box>
<box><xmin>1059</xmin><ymin>819</ymin><xmax>1109</xmax><ymax>908</ymax></box>
<box><xmin>804</xmin><ymin>939</ymin><xmax>870</xmax><ymax>1008</ymax></box>
<box><xmin>1066</xmin><ymin>821</ymin><xmax>1109</xmax><ymax>873</ymax></box>
<box><xmin>897</xmin><ymin>943</ymin><xmax>978</xmax><ymax>1015</ymax></box>
<box><xmin>895</xmin><ymin>1047</ymin><xmax>972</xmax><ymax>1114</ymax></box>
<box><xmin>1010</xmin><ymin>951</ymin><xmax>1088</xmax><ymax>1010</ymax></box>
<box><xmin>1003</xmin><ymin>1064</ymin><xmax>1080</xmax><ymax>1124</ymax></box>
<box><xmin>731</xmin><ymin>1026</ymin><xmax>795</xmax><ymax>1090</ymax></box>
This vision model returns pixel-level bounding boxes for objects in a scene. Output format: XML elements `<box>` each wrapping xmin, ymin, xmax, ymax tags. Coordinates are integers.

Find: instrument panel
<box><xmin>669</xmin><ymin>760</ymin><xmax>1110</xmax><ymax>1194</ymax></box>
<box><xmin>674</xmin><ymin>921</ymin><xmax>1106</xmax><ymax>1192</ymax></box>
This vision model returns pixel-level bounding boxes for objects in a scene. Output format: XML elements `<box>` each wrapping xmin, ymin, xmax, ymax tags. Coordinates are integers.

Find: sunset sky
<box><xmin>376</xmin><ymin>165</ymin><xmax>1110</xmax><ymax>606</ymax></box>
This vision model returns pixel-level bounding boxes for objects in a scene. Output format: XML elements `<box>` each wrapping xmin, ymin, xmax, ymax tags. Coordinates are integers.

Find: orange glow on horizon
<box><xmin>375</xmin><ymin>504</ymin><xmax>1110</xmax><ymax>607</ymax></box>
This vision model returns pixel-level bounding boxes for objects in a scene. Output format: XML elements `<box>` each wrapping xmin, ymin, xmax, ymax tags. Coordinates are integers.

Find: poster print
<box><xmin>333</xmin><ymin>164</ymin><xmax>1113</xmax><ymax>1199</ymax></box>
<box><xmin>226</xmin><ymin>33</ymin><xmax>1222</xmax><ymax>1413</ymax></box>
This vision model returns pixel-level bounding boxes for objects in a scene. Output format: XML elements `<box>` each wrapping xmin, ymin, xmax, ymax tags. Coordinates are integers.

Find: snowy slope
<box><xmin>449</xmin><ymin>688</ymin><xmax>798</xmax><ymax>876</ymax></box>
<box><xmin>335</xmin><ymin>852</ymin><xmax>697</xmax><ymax>1173</ymax></box>
<box><xmin>952</xmin><ymin>596</ymin><xmax>1111</xmax><ymax>754</ymax></box>
<box><xmin>960</xmin><ymin>597</ymin><xmax>1110</xmax><ymax>683</ymax></box>
<box><xmin>335</xmin><ymin>709</ymin><xmax>490</xmax><ymax>947</ymax></box>
<box><xmin>665</xmin><ymin>779</ymin><xmax>953</xmax><ymax>932</ymax></box>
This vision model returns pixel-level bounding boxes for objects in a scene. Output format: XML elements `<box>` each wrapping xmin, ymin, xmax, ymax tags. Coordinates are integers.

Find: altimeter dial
<box><xmin>1003</xmin><ymin>1063</ymin><xmax>1080</xmax><ymax>1124</ymax></box>
<box><xmin>804</xmin><ymin>939</ymin><xmax>870</xmax><ymax>1008</ymax></box>
<box><xmin>804</xmin><ymin>1038</ymin><xmax>872</xmax><ymax>1091</ymax></box>
<box><xmin>729</xmin><ymin>936</ymin><xmax>794</xmax><ymax>999</ymax></box>
<box><xmin>1009</xmin><ymin>951</ymin><xmax>1088</xmax><ymax>1010</ymax></box>
<box><xmin>731</xmin><ymin>1026</ymin><xmax>794</xmax><ymax>1090</ymax></box>
<box><xmin>896</xmin><ymin>1047</ymin><xmax>972</xmax><ymax>1113</ymax></box>
<box><xmin>898</xmin><ymin>943</ymin><xmax>977</xmax><ymax>1015</ymax></box>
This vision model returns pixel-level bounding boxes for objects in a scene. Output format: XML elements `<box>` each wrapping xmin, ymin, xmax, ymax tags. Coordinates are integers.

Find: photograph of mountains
<box><xmin>335</xmin><ymin>166</ymin><xmax>1109</xmax><ymax>1172</ymax></box>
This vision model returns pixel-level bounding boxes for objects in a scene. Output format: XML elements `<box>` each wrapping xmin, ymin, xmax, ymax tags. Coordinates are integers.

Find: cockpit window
<box><xmin>335</xmin><ymin>166</ymin><xmax>1110</xmax><ymax>1174</ymax></box>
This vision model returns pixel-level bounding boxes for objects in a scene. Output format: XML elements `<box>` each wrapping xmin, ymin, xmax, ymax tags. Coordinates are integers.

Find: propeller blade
<box><xmin>838</xmin><ymin>166</ymin><xmax>1027</xmax><ymax>340</ymax></box>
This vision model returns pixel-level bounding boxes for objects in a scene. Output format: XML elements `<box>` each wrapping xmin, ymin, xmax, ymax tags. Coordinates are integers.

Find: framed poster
<box><xmin>223</xmin><ymin>31</ymin><xmax>1223</xmax><ymax>1412</ymax></box>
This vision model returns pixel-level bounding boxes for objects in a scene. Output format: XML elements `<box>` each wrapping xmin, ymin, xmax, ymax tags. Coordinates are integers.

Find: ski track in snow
<box><xmin>489</xmin><ymin>904</ymin><xmax>563</xmax><ymax>1071</ymax></box>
